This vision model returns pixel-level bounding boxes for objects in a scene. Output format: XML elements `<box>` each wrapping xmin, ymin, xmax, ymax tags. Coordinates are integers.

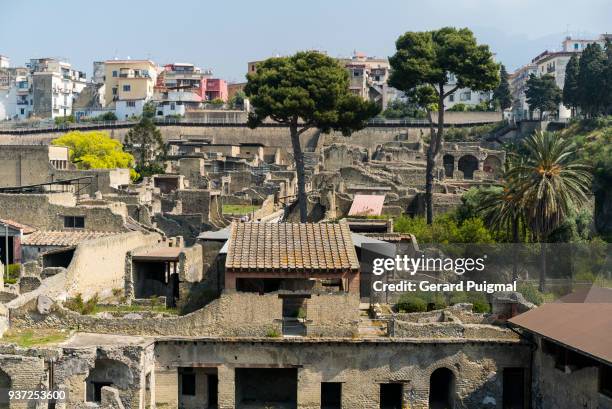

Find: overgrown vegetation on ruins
<box><xmin>51</xmin><ymin>131</ymin><xmax>138</xmax><ymax>180</ymax></box>
<box><xmin>388</xmin><ymin>27</ymin><xmax>499</xmax><ymax>224</ymax></box>
<box><xmin>245</xmin><ymin>50</ymin><xmax>379</xmax><ymax>222</ymax></box>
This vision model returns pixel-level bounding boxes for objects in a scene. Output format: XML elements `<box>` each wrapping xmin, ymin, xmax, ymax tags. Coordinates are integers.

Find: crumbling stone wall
<box><xmin>530</xmin><ymin>335</ymin><xmax>612</xmax><ymax>409</ymax></box>
<box><xmin>0</xmin><ymin>352</ymin><xmax>47</xmax><ymax>409</ymax></box>
<box><xmin>154</xmin><ymin>337</ymin><xmax>530</xmax><ymax>409</ymax></box>
<box><xmin>9</xmin><ymin>293</ymin><xmax>282</xmax><ymax>338</ymax></box>
<box><xmin>322</xmin><ymin>144</ymin><xmax>369</xmax><ymax>171</ymax></box>
<box><xmin>306</xmin><ymin>293</ymin><xmax>360</xmax><ymax>337</ymax></box>
<box><xmin>0</xmin><ymin>193</ymin><xmax>128</xmax><ymax>232</ymax></box>
<box><xmin>53</xmin><ymin>341</ymin><xmax>154</xmax><ymax>409</ymax></box>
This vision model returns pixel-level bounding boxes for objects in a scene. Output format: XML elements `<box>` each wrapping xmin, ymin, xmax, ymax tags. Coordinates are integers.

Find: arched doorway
<box><xmin>429</xmin><ymin>367</ymin><xmax>455</xmax><ymax>409</ymax></box>
<box><xmin>483</xmin><ymin>156</ymin><xmax>502</xmax><ymax>179</ymax></box>
<box><xmin>85</xmin><ymin>359</ymin><xmax>132</xmax><ymax>403</ymax></box>
<box><xmin>442</xmin><ymin>154</ymin><xmax>455</xmax><ymax>178</ymax></box>
<box><xmin>458</xmin><ymin>155</ymin><xmax>478</xmax><ymax>180</ymax></box>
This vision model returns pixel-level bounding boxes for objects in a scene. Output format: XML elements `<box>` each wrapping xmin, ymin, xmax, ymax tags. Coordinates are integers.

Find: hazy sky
<box><xmin>1</xmin><ymin>0</ymin><xmax>610</xmax><ymax>82</ymax></box>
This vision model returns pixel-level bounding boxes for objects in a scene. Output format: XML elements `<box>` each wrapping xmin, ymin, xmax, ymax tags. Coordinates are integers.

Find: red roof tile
<box><xmin>225</xmin><ymin>222</ymin><xmax>359</xmax><ymax>273</ymax></box>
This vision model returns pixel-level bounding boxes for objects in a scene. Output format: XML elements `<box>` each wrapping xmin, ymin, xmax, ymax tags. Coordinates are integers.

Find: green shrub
<box><xmin>3</xmin><ymin>264</ymin><xmax>21</xmax><ymax>284</ymax></box>
<box><xmin>464</xmin><ymin>292</ymin><xmax>491</xmax><ymax>313</ymax></box>
<box><xmin>517</xmin><ymin>282</ymin><xmax>544</xmax><ymax>306</ymax></box>
<box><xmin>81</xmin><ymin>293</ymin><xmax>99</xmax><ymax>315</ymax></box>
<box><xmin>64</xmin><ymin>293</ymin><xmax>99</xmax><ymax>315</ymax></box>
<box><xmin>296</xmin><ymin>308</ymin><xmax>307</xmax><ymax>319</ymax></box>
<box><xmin>428</xmin><ymin>293</ymin><xmax>448</xmax><ymax>311</ymax></box>
<box><xmin>395</xmin><ymin>295</ymin><xmax>427</xmax><ymax>313</ymax></box>
<box><xmin>266</xmin><ymin>328</ymin><xmax>281</xmax><ymax>338</ymax></box>
<box><xmin>472</xmin><ymin>300</ymin><xmax>491</xmax><ymax>313</ymax></box>
<box><xmin>65</xmin><ymin>294</ymin><xmax>84</xmax><ymax>313</ymax></box>
<box><xmin>449</xmin><ymin>291</ymin><xmax>469</xmax><ymax>305</ymax></box>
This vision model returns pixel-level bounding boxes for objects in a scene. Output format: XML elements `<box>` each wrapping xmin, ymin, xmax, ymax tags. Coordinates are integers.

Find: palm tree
<box><xmin>479</xmin><ymin>157</ymin><xmax>526</xmax><ymax>280</ymax></box>
<box><xmin>508</xmin><ymin>131</ymin><xmax>592</xmax><ymax>291</ymax></box>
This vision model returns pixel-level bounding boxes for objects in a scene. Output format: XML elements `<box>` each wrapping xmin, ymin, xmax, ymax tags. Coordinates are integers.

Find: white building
<box><xmin>443</xmin><ymin>73</ymin><xmax>493</xmax><ymax>110</ymax></box>
<box><xmin>0</xmin><ymin>55</ymin><xmax>9</xmax><ymax>69</ymax></box>
<box><xmin>509</xmin><ymin>63</ymin><xmax>538</xmax><ymax>121</ymax></box>
<box><xmin>511</xmin><ymin>34</ymin><xmax>610</xmax><ymax>121</ymax></box>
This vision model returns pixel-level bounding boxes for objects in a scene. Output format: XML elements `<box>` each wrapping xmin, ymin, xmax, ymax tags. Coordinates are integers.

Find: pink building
<box><xmin>202</xmin><ymin>78</ymin><xmax>228</xmax><ymax>102</ymax></box>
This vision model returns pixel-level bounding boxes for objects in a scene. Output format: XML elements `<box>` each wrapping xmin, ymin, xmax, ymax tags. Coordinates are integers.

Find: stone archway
<box><xmin>429</xmin><ymin>367</ymin><xmax>455</xmax><ymax>409</ymax></box>
<box><xmin>458</xmin><ymin>155</ymin><xmax>478</xmax><ymax>180</ymax></box>
<box><xmin>443</xmin><ymin>154</ymin><xmax>455</xmax><ymax>178</ymax></box>
<box><xmin>483</xmin><ymin>155</ymin><xmax>502</xmax><ymax>179</ymax></box>
<box><xmin>85</xmin><ymin>359</ymin><xmax>133</xmax><ymax>403</ymax></box>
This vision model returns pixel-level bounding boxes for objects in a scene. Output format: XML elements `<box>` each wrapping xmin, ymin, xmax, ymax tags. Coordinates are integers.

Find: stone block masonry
<box><xmin>154</xmin><ymin>337</ymin><xmax>530</xmax><ymax>409</ymax></box>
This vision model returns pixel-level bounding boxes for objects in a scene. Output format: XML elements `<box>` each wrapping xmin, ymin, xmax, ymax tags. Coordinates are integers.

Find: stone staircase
<box><xmin>357</xmin><ymin>308</ymin><xmax>388</xmax><ymax>338</ymax></box>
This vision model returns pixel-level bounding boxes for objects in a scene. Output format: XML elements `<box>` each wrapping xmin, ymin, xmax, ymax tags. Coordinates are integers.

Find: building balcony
<box><xmin>119</xmin><ymin>73</ymin><xmax>151</xmax><ymax>79</ymax></box>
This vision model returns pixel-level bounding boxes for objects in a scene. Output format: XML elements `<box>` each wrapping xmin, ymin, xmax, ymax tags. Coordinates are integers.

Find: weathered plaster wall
<box><xmin>154</xmin><ymin>338</ymin><xmax>530</xmax><ymax>409</ymax></box>
<box><xmin>0</xmin><ymin>193</ymin><xmax>128</xmax><ymax>232</ymax></box>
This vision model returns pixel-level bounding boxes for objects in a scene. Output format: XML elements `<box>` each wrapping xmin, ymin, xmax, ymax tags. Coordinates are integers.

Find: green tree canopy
<box><xmin>228</xmin><ymin>90</ymin><xmax>246</xmax><ymax>110</ymax></box>
<box><xmin>388</xmin><ymin>27</ymin><xmax>499</xmax><ymax>224</ymax></box>
<box><xmin>525</xmin><ymin>74</ymin><xmax>562</xmax><ymax>120</ymax></box>
<box><xmin>563</xmin><ymin>54</ymin><xmax>580</xmax><ymax>115</ymax></box>
<box><xmin>577</xmin><ymin>43</ymin><xmax>606</xmax><ymax>117</ymax></box>
<box><xmin>381</xmin><ymin>98</ymin><xmax>426</xmax><ymax>119</ymax></box>
<box><xmin>51</xmin><ymin>131</ymin><xmax>137</xmax><ymax>179</ymax></box>
<box><xmin>245</xmin><ymin>50</ymin><xmax>379</xmax><ymax>221</ymax></box>
<box><xmin>124</xmin><ymin>117</ymin><xmax>166</xmax><ymax>168</ymax></box>
<box><xmin>492</xmin><ymin>64</ymin><xmax>512</xmax><ymax>111</ymax></box>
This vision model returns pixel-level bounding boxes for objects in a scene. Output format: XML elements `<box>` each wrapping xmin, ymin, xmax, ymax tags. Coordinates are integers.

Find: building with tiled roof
<box><xmin>224</xmin><ymin>222</ymin><xmax>360</xmax><ymax>293</ymax></box>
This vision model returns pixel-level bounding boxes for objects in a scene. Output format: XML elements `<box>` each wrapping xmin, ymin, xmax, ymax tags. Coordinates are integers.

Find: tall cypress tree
<box><xmin>604</xmin><ymin>40</ymin><xmax>612</xmax><ymax>115</ymax></box>
<box><xmin>493</xmin><ymin>64</ymin><xmax>512</xmax><ymax>113</ymax></box>
<box><xmin>563</xmin><ymin>54</ymin><xmax>580</xmax><ymax>117</ymax></box>
<box><xmin>577</xmin><ymin>43</ymin><xmax>606</xmax><ymax>117</ymax></box>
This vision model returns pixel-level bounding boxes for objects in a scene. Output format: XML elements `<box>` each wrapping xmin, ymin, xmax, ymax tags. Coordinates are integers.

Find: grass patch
<box><xmin>0</xmin><ymin>329</ymin><xmax>70</xmax><ymax>347</ymax></box>
<box><xmin>222</xmin><ymin>204</ymin><xmax>259</xmax><ymax>215</ymax></box>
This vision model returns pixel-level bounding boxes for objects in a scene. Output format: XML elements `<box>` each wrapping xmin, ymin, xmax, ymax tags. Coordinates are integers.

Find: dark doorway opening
<box><xmin>380</xmin><ymin>383</ymin><xmax>403</xmax><ymax>409</ymax></box>
<box><xmin>178</xmin><ymin>367</ymin><xmax>218</xmax><ymax>408</ymax></box>
<box><xmin>0</xmin><ymin>236</ymin><xmax>14</xmax><ymax>267</ymax></box>
<box><xmin>429</xmin><ymin>368</ymin><xmax>455</xmax><ymax>409</ymax></box>
<box><xmin>208</xmin><ymin>374</ymin><xmax>218</xmax><ymax>408</ymax></box>
<box><xmin>42</xmin><ymin>247</ymin><xmax>75</xmax><ymax>268</ymax></box>
<box><xmin>132</xmin><ymin>260</ymin><xmax>178</xmax><ymax>307</ymax></box>
<box><xmin>458</xmin><ymin>155</ymin><xmax>478</xmax><ymax>180</ymax></box>
<box><xmin>0</xmin><ymin>369</ymin><xmax>11</xmax><ymax>404</ymax></box>
<box><xmin>235</xmin><ymin>368</ymin><xmax>297</xmax><ymax>409</ymax></box>
<box><xmin>321</xmin><ymin>382</ymin><xmax>342</xmax><ymax>409</ymax></box>
<box><xmin>85</xmin><ymin>359</ymin><xmax>132</xmax><ymax>403</ymax></box>
<box><xmin>503</xmin><ymin>368</ymin><xmax>525</xmax><ymax>409</ymax></box>
<box><xmin>443</xmin><ymin>154</ymin><xmax>455</xmax><ymax>178</ymax></box>
<box><xmin>93</xmin><ymin>382</ymin><xmax>112</xmax><ymax>402</ymax></box>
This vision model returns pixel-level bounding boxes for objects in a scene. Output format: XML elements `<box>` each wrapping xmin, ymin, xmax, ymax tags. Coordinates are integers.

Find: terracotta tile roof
<box><xmin>0</xmin><ymin>219</ymin><xmax>37</xmax><ymax>235</ymax></box>
<box><xmin>21</xmin><ymin>230</ymin><xmax>119</xmax><ymax>246</ymax></box>
<box><xmin>226</xmin><ymin>222</ymin><xmax>359</xmax><ymax>273</ymax></box>
<box><xmin>509</xmin><ymin>303</ymin><xmax>612</xmax><ymax>364</ymax></box>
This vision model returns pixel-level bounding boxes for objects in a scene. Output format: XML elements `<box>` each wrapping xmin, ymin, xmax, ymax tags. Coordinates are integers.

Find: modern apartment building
<box><xmin>27</xmin><ymin>58</ymin><xmax>87</xmax><ymax>119</ymax></box>
<box><xmin>509</xmin><ymin>63</ymin><xmax>538</xmax><ymax>120</ymax></box>
<box><xmin>510</xmin><ymin>34</ymin><xmax>610</xmax><ymax>120</ymax></box>
<box><xmin>104</xmin><ymin>59</ymin><xmax>157</xmax><ymax>119</ymax></box>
